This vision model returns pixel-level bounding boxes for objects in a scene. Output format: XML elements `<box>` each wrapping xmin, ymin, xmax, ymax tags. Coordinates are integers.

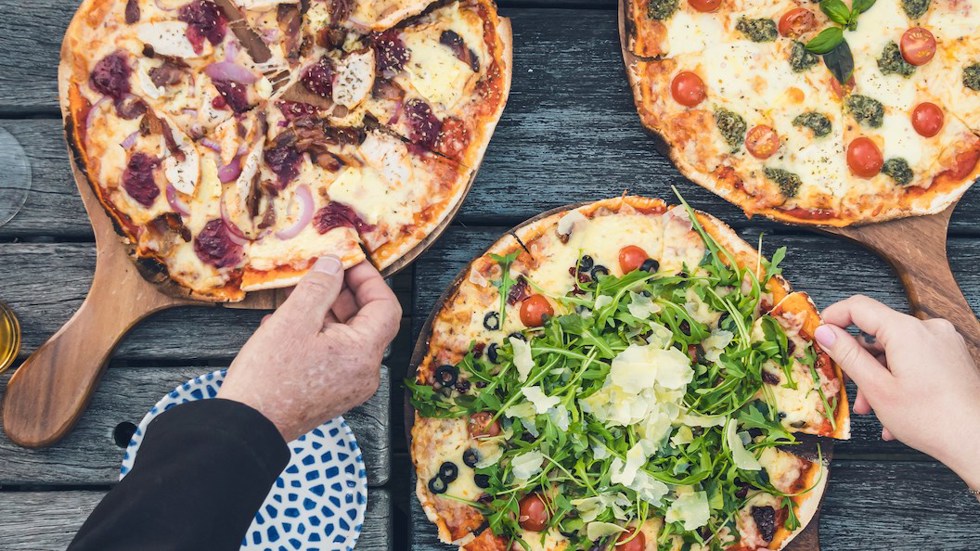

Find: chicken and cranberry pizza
<box><xmin>623</xmin><ymin>0</ymin><xmax>980</xmax><ymax>226</ymax></box>
<box><xmin>59</xmin><ymin>0</ymin><xmax>511</xmax><ymax>301</ymax></box>
<box><xmin>409</xmin><ymin>196</ymin><xmax>849</xmax><ymax>550</ymax></box>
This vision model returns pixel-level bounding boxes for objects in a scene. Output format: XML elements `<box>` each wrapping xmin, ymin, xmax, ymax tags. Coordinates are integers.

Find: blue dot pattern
<box><xmin>119</xmin><ymin>370</ymin><xmax>366</xmax><ymax>550</ymax></box>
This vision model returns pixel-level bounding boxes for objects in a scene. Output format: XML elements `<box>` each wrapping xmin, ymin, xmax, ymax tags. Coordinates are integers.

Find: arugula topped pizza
<box><xmin>623</xmin><ymin>0</ymin><xmax>980</xmax><ymax>226</ymax></box>
<box><xmin>59</xmin><ymin>0</ymin><xmax>511</xmax><ymax>301</ymax></box>
<box><xmin>409</xmin><ymin>196</ymin><xmax>849</xmax><ymax>550</ymax></box>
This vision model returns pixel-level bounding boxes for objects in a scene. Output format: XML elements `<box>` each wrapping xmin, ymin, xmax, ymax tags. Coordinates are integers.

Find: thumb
<box><xmin>274</xmin><ymin>255</ymin><xmax>344</xmax><ymax>332</ymax></box>
<box><xmin>814</xmin><ymin>324</ymin><xmax>890</xmax><ymax>393</ymax></box>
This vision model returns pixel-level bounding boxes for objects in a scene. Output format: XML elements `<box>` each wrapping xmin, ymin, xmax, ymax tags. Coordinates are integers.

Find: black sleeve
<box><xmin>69</xmin><ymin>399</ymin><xmax>290</xmax><ymax>551</ymax></box>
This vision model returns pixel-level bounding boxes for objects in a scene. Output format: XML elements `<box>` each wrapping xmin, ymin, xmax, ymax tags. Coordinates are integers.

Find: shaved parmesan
<box><xmin>610</xmin><ymin>443</ymin><xmax>647</xmax><ymax>487</ymax></box>
<box><xmin>586</xmin><ymin>522</ymin><xmax>626</xmax><ymax>541</ymax></box>
<box><xmin>665</xmin><ymin>490</ymin><xmax>710</xmax><ymax>531</ymax></box>
<box><xmin>726</xmin><ymin>419</ymin><xmax>761</xmax><ymax>471</ymax></box>
<box><xmin>511</xmin><ymin>450</ymin><xmax>544</xmax><ymax>482</ymax></box>
<box><xmin>701</xmin><ymin>329</ymin><xmax>734</xmax><ymax>363</ymax></box>
<box><xmin>628</xmin><ymin>291</ymin><xmax>661</xmax><ymax>319</ymax></box>
<box><xmin>522</xmin><ymin>386</ymin><xmax>560</xmax><ymax>414</ymax></box>
<box><xmin>630</xmin><ymin>471</ymin><xmax>669</xmax><ymax>505</ymax></box>
<box><xmin>511</xmin><ymin>337</ymin><xmax>534</xmax><ymax>382</ymax></box>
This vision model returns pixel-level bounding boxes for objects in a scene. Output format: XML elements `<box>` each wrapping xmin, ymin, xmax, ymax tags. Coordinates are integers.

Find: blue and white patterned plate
<box><xmin>120</xmin><ymin>370</ymin><xmax>367</xmax><ymax>551</ymax></box>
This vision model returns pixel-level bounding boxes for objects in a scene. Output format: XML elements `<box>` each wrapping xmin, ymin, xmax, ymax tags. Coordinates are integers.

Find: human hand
<box><xmin>813</xmin><ymin>295</ymin><xmax>980</xmax><ymax>490</ymax></box>
<box><xmin>218</xmin><ymin>256</ymin><xmax>402</xmax><ymax>442</ymax></box>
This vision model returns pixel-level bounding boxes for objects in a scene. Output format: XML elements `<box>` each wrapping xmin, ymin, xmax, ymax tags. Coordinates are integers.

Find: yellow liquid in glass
<box><xmin>0</xmin><ymin>302</ymin><xmax>20</xmax><ymax>374</ymax></box>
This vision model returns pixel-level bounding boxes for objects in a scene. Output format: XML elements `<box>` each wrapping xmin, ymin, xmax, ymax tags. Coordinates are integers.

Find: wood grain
<box><xmin>0</xmin><ymin>366</ymin><xmax>391</xmax><ymax>486</ymax></box>
<box><xmin>824</xmin><ymin>204</ymin><xmax>980</xmax><ymax>364</ymax></box>
<box><xmin>0</xmin><ymin>488</ymin><xmax>391</xmax><ymax>550</ymax></box>
<box><xmin>408</xmin><ymin>459</ymin><xmax>980</xmax><ymax>550</ymax></box>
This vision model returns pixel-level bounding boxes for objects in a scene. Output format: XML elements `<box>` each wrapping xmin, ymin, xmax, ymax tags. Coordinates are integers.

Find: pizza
<box><xmin>59</xmin><ymin>0</ymin><xmax>511</xmax><ymax>301</ymax></box>
<box><xmin>623</xmin><ymin>0</ymin><xmax>980</xmax><ymax>226</ymax></box>
<box><xmin>409</xmin><ymin>196</ymin><xmax>850</xmax><ymax>550</ymax></box>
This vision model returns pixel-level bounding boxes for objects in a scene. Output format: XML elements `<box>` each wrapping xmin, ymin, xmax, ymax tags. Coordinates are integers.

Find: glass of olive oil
<box><xmin>0</xmin><ymin>301</ymin><xmax>20</xmax><ymax>374</ymax></box>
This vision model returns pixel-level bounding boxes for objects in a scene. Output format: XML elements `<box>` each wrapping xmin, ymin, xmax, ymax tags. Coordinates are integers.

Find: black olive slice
<box><xmin>439</xmin><ymin>461</ymin><xmax>459</xmax><ymax>482</ymax></box>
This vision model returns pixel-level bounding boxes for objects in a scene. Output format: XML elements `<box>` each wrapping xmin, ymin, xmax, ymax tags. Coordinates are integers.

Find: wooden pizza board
<box><xmin>404</xmin><ymin>201</ymin><xmax>833</xmax><ymax>551</ymax></box>
<box><xmin>0</xmin><ymin>121</ymin><xmax>480</xmax><ymax>449</ymax></box>
<box><xmin>615</xmin><ymin>1</ymin><xmax>980</xmax><ymax>368</ymax></box>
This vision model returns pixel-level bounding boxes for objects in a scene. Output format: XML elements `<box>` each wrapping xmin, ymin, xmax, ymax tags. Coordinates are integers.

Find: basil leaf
<box><xmin>823</xmin><ymin>39</ymin><xmax>855</xmax><ymax>85</ymax></box>
<box><xmin>819</xmin><ymin>0</ymin><xmax>851</xmax><ymax>25</ymax></box>
<box><xmin>805</xmin><ymin>26</ymin><xmax>844</xmax><ymax>54</ymax></box>
<box><xmin>851</xmin><ymin>0</ymin><xmax>877</xmax><ymax>14</ymax></box>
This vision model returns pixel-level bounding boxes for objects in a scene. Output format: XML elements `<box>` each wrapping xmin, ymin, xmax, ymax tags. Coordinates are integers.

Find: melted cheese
<box><xmin>135</xmin><ymin>22</ymin><xmax>209</xmax><ymax>59</ymax></box>
<box><xmin>402</xmin><ymin>33</ymin><xmax>473</xmax><ymax>109</ymax></box>
<box><xmin>663</xmin><ymin>11</ymin><xmax>725</xmax><ymax>57</ymax></box>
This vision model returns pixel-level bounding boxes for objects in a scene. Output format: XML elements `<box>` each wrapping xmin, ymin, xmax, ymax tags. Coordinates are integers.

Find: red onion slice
<box><xmin>120</xmin><ymin>130</ymin><xmax>139</xmax><ymax>150</ymax></box>
<box><xmin>200</xmin><ymin>138</ymin><xmax>222</xmax><ymax>152</ymax></box>
<box><xmin>217</xmin><ymin>155</ymin><xmax>242</xmax><ymax>183</ymax></box>
<box><xmin>220</xmin><ymin>199</ymin><xmax>249</xmax><ymax>245</ymax></box>
<box><xmin>166</xmin><ymin>184</ymin><xmax>191</xmax><ymax>216</ymax></box>
<box><xmin>205</xmin><ymin>61</ymin><xmax>258</xmax><ymax>84</ymax></box>
<box><xmin>225</xmin><ymin>40</ymin><xmax>240</xmax><ymax>62</ymax></box>
<box><xmin>275</xmin><ymin>184</ymin><xmax>314</xmax><ymax>240</ymax></box>
<box><xmin>85</xmin><ymin>97</ymin><xmax>109</xmax><ymax>141</ymax></box>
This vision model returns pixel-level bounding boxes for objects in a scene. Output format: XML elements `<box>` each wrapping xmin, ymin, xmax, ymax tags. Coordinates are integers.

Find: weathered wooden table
<box><xmin>0</xmin><ymin>1</ymin><xmax>978</xmax><ymax>550</ymax></box>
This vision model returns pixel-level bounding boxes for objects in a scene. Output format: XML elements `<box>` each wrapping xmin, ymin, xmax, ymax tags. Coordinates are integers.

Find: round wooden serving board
<box><xmin>615</xmin><ymin>1</ymin><xmax>979</xmax><ymax>371</ymax></box>
<box><xmin>405</xmin><ymin>200</ymin><xmax>833</xmax><ymax>551</ymax></box>
<box><xmin>0</xmin><ymin>118</ymin><xmax>481</xmax><ymax>449</ymax></box>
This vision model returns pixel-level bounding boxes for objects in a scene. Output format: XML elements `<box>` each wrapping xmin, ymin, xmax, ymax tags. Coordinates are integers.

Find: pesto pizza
<box><xmin>623</xmin><ymin>0</ymin><xmax>980</xmax><ymax>226</ymax></box>
<box><xmin>409</xmin><ymin>196</ymin><xmax>849</xmax><ymax>550</ymax></box>
<box><xmin>59</xmin><ymin>0</ymin><xmax>511</xmax><ymax>301</ymax></box>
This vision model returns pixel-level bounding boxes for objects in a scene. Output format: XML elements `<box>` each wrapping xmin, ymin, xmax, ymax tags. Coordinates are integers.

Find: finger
<box><xmin>261</xmin><ymin>314</ymin><xmax>272</xmax><ymax>325</ymax></box>
<box><xmin>882</xmin><ymin>427</ymin><xmax>895</xmax><ymax>441</ymax></box>
<box><xmin>345</xmin><ymin>262</ymin><xmax>402</xmax><ymax>341</ymax></box>
<box><xmin>858</xmin><ymin>331</ymin><xmax>885</xmax><ymax>354</ymax></box>
<box><xmin>274</xmin><ymin>256</ymin><xmax>345</xmax><ymax>332</ymax></box>
<box><xmin>821</xmin><ymin>295</ymin><xmax>915</xmax><ymax>343</ymax></box>
<box><xmin>854</xmin><ymin>390</ymin><xmax>872</xmax><ymax>415</ymax></box>
<box><xmin>331</xmin><ymin>288</ymin><xmax>359</xmax><ymax>323</ymax></box>
<box><xmin>814</xmin><ymin>324</ymin><xmax>892</xmax><ymax>394</ymax></box>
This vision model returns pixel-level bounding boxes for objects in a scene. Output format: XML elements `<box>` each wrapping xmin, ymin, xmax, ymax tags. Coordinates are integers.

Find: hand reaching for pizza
<box><xmin>814</xmin><ymin>295</ymin><xmax>980</xmax><ymax>493</ymax></box>
<box><xmin>218</xmin><ymin>256</ymin><xmax>402</xmax><ymax>442</ymax></box>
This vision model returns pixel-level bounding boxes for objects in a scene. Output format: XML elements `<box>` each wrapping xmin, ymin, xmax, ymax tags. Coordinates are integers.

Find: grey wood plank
<box><xmin>406</xmin><ymin>226</ymin><xmax>980</xmax><ymax>458</ymax></box>
<box><xmin>0</xmin><ymin>488</ymin><xmax>391</xmax><ymax>550</ymax></box>
<box><xmin>0</xmin><ymin>365</ymin><xmax>390</xmax><ymax>487</ymax></box>
<box><xmin>408</xmin><ymin>460</ymin><xmax>980</xmax><ymax>550</ymax></box>
<box><xmin>0</xmin><ymin>242</ymin><xmax>411</xmax><ymax>362</ymax></box>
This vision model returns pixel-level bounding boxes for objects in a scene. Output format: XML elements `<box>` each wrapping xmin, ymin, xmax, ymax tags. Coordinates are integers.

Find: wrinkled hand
<box><xmin>814</xmin><ymin>295</ymin><xmax>980</xmax><ymax>490</ymax></box>
<box><xmin>218</xmin><ymin>256</ymin><xmax>401</xmax><ymax>442</ymax></box>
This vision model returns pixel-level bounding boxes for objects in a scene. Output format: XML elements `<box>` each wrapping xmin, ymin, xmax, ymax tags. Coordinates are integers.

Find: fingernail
<box><xmin>313</xmin><ymin>255</ymin><xmax>342</xmax><ymax>275</ymax></box>
<box><xmin>814</xmin><ymin>325</ymin><xmax>837</xmax><ymax>348</ymax></box>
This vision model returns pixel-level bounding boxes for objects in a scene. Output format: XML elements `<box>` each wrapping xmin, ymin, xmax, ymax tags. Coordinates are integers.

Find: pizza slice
<box><xmin>362</xmin><ymin>0</ymin><xmax>512</xmax><ymax>167</ymax></box>
<box><xmin>919</xmin><ymin>0</ymin><xmax>980</xmax><ymax>133</ymax></box>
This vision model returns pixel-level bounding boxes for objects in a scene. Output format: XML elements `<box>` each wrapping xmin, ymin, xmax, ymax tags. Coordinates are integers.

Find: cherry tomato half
<box><xmin>688</xmin><ymin>0</ymin><xmax>722</xmax><ymax>12</ymax></box>
<box><xmin>518</xmin><ymin>494</ymin><xmax>549</xmax><ymax>532</ymax></box>
<box><xmin>911</xmin><ymin>102</ymin><xmax>944</xmax><ymax>137</ymax></box>
<box><xmin>779</xmin><ymin>8</ymin><xmax>817</xmax><ymax>38</ymax></box>
<box><xmin>900</xmin><ymin>27</ymin><xmax>936</xmax><ymax>66</ymax></box>
<box><xmin>520</xmin><ymin>294</ymin><xmax>554</xmax><ymax>327</ymax></box>
<box><xmin>671</xmin><ymin>71</ymin><xmax>706</xmax><ymax>107</ymax></box>
<box><xmin>846</xmin><ymin>137</ymin><xmax>884</xmax><ymax>178</ymax></box>
<box><xmin>944</xmin><ymin>148</ymin><xmax>980</xmax><ymax>180</ymax></box>
<box><xmin>745</xmin><ymin>125</ymin><xmax>781</xmax><ymax>159</ymax></box>
<box><xmin>618</xmin><ymin>245</ymin><xmax>649</xmax><ymax>273</ymax></box>
<box><xmin>468</xmin><ymin>412</ymin><xmax>501</xmax><ymax>438</ymax></box>
<box><xmin>616</xmin><ymin>529</ymin><xmax>647</xmax><ymax>551</ymax></box>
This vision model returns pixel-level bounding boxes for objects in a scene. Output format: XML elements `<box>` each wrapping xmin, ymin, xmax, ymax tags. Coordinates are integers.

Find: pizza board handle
<box><xmin>822</xmin><ymin>203</ymin><xmax>980</xmax><ymax>364</ymax></box>
<box><xmin>0</xmin><ymin>235</ymin><xmax>198</xmax><ymax>448</ymax></box>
